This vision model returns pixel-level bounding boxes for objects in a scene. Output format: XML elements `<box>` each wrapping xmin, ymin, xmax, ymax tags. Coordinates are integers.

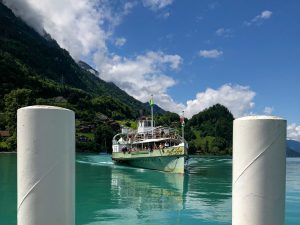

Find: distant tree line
<box><xmin>0</xmin><ymin>88</ymin><xmax>132</xmax><ymax>152</ymax></box>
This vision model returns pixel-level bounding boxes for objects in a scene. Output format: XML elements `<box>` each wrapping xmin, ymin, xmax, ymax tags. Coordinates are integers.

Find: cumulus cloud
<box><xmin>142</xmin><ymin>0</ymin><xmax>173</xmax><ymax>11</ymax></box>
<box><xmin>216</xmin><ymin>28</ymin><xmax>232</xmax><ymax>38</ymax></box>
<box><xmin>263</xmin><ymin>106</ymin><xmax>274</xmax><ymax>115</ymax></box>
<box><xmin>160</xmin><ymin>12</ymin><xmax>171</xmax><ymax>18</ymax></box>
<box><xmin>95</xmin><ymin>51</ymin><xmax>184</xmax><ymax>112</ymax></box>
<box><xmin>115</xmin><ymin>37</ymin><xmax>127</xmax><ymax>47</ymax></box>
<box><xmin>287</xmin><ymin>124</ymin><xmax>300</xmax><ymax>141</ymax></box>
<box><xmin>2</xmin><ymin>0</ymin><xmax>44</xmax><ymax>34</ymax></box>
<box><xmin>184</xmin><ymin>84</ymin><xmax>256</xmax><ymax>118</ymax></box>
<box><xmin>199</xmin><ymin>49</ymin><xmax>223</xmax><ymax>58</ymax></box>
<box><xmin>123</xmin><ymin>1</ymin><xmax>137</xmax><ymax>15</ymax></box>
<box><xmin>258</xmin><ymin>10</ymin><xmax>272</xmax><ymax>19</ymax></box>
<box><xmin>3</xmin><ymin>0</ymin><xmax>135</xmax><ymax>60</ymax></box>
<box><xmin>245</xmin><ymin>10</ymin><xmax>273</xmax><ymax>26</ymax></box>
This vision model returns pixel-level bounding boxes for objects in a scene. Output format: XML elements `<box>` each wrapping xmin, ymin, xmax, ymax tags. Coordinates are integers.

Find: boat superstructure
<box><xmin>112</xmin><ymin>117</ymin><xmax>188</xmax><ymax>173</ymax></box>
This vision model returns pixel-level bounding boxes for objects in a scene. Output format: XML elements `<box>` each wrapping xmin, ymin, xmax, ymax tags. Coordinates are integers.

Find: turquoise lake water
<box><xmin>0</xmin><ymin>153</ymin><xmax>299</xmax><ymax>224</ymax></box>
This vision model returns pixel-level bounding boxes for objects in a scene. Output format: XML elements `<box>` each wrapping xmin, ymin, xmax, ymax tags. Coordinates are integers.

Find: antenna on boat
<box><xmin>150</xmin><ymin>94</ymin><xmax>154</xmax><ymax>137</ymax></box>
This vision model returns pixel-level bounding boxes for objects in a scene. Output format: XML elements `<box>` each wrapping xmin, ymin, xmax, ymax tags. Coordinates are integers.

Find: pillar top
<box><xmin>235</xmin><ymin>115</ymin><xmax>285</xmax><ymax>121</ymax></box>
<box><xmin>18</xmin><ymin>105</ymin><xmax>73</xmax><ymax>112</ymax></box>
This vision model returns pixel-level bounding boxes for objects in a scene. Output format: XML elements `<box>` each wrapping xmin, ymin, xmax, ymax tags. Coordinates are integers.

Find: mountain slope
<box><xmin>287</xmin><ymin>140</ymin><xmax>300</xmax><ymax>153</ymax></box>
<box><xmin>0</xmin><ymin>2</ymin><xmax>156</xmax><ymax>152</ymax></box>
<box><xmin>0</xmin><ymin>2</ymin><xmax>146</xmax><ymax>114</ymax></box>
<box><xmin>77</xmin><ymin>60</ymin><xmax>99</xmax><ymax>76</ymax></box>
<box><xmin>287</xmin><ymin>140</ymin><xmax>300</xmax><ymax>157</ymax></box>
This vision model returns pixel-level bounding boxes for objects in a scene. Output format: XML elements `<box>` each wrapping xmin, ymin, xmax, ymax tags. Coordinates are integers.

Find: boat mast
<box><xmin>181</xmin><ymin>111</ymin><xmax>185</xmax><ymax>143</ymax></box>
<box><xmin>151</xmin><ymin>94</ymin><xmax>154</xmax><ymax>137</ymax></box>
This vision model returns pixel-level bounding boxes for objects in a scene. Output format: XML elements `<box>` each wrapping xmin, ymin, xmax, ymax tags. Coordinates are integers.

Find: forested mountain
<box><xmin>0</xmin><ymin>2</ymin><xmax>145</xmax><ymax>114</ymax></box>
<box><xmin>186</xmin><ymin>104</ymin><xmax>234</xmax><ymax>155</ymax></box>
<box><xmin>0</xmin><ymin>2</ymin><xmax>151</xmax><ymax>152</ymax></box>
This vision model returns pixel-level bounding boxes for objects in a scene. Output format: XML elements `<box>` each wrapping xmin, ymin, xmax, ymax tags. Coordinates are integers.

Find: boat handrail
<box><xmin>113</xmin><ymin>126</ymin><xmax>183</xmax><ymax>145</ymax></box>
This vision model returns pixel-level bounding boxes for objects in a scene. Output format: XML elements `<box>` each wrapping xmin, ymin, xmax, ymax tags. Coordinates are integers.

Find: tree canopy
<box><xmin>186</xmin><ymin>104</ymin><xmax>234</xmax><ymax>155</ymax></box>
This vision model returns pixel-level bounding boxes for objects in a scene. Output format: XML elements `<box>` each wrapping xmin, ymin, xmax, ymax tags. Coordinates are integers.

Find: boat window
<box><xmin>143</xmin><ymin>121</ymin><xmax>151</xmax><ymax>127</ymax></box>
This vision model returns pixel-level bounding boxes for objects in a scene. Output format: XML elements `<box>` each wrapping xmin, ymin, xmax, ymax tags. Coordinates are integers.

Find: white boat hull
<box><xmin>112</xmin><ymin>146</ymin><xmax>186</xmax><ymax>173</ymax></box>
<box><xmin>116</xmin><ymin>156</ymin><xmax>185</xmax><ymax>173</ymax></box>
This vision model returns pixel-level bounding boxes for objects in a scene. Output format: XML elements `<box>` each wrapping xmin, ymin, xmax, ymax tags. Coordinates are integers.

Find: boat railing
<box><xmin>113</xmin><ymin>126</ymin><xmax>183</xmax><ymax>145</ymax></box>
<box><xmin>132</xmin><ymin>126</ymin><xmax>182</xmax><ymax>142</ymax></box>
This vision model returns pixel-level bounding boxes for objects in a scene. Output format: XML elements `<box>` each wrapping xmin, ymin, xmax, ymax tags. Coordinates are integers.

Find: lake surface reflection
<box><xmin>76</xmin><ymin>155</ymin><xmax>232</xmax><ymax>225</ymax></box>
<box><xmin>0</xmin><ymin>154</ymin><xmax>299</xmax><ymax>225</ymax></box>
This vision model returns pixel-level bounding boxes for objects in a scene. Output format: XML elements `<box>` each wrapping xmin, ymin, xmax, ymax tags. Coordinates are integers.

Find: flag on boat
<box><xmin>180</xmin><ymin>111</ymin><xmax>185</xmax><ymax>126</ymax></box>
<box><xmin>149</xmin><ymin>96</ymin><xmax>154</xmax><ymax>106</ymax></box>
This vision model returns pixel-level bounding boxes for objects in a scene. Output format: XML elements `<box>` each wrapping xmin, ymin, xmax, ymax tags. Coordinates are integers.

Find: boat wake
<box><xmin>76</xmin><ymin>160</ymin><xmax>114</xmax><ymax>166</ymax></box>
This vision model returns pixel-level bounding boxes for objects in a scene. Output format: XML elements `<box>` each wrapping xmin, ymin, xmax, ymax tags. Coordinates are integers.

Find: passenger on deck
<box><xmin>121</xmin><ymin>146</ymin><xmax>128</xmax><ymax>154</ymax></box>
<box><xmin>150</xmin><ymin>145</ymin><xmax>153</xmax><ymax>152</ymax></box>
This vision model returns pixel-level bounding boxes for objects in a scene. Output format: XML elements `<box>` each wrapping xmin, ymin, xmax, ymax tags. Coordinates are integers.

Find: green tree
<box><xmin>4</xmin><ymin>88</ymin><xmax>35</xmax><ymax>131</ymax></box>
<box><xmin>3</xmin><ymin>89</ymin><xmax>35</xmax><ymax>151</ymax></box>
<box><xmin>187</xmin><ymin>104</ymin><xmax>234</xmax><ymax>155</ymax></box>
<box><xmin>95</xmin><ymin>123</ymin><xmax>115</xmax><ymax>153</ymax></box>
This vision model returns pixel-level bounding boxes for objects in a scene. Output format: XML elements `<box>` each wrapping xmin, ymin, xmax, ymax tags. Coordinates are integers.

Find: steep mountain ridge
<box><xmin>77</xmin><ymin>60</ymin><xmax>99</xmax><ymax>76</ymax></box>
<box><xmin>0</xmin><ymin>2</ymin><xmax>146</xmax><ymax>114</ymax></box>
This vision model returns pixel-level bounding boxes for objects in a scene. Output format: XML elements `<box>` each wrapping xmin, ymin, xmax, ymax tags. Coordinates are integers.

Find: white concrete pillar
<box><xmin>232</xmin><ymin>116</ymin><xmax>286</xmax><ymax>225</ymax></box>
<box><xmin>17</xmin><ymin>106</ymin><xmax>75</xmax><ymax>225</ymax></box>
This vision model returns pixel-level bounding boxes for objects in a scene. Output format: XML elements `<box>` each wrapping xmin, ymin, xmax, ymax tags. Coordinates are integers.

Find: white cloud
<box><xmin>95</xmin><ymin>51</ymin><xmax>184</xmax><ymax>112</ymax></box>
<box><xmin>3</xmin><ymin>0</ymin><xmax>132</xmax><ymax>60</ymax></box>
<box><xmin>245</xmin><ymin>10</ymin><xmax>273</xmax><ymax>26</ymax></box>
<box><xmin>287</xmin><ymin>124</ymin><xmax>300</xmax><ymax>141</ymax></box>
<box><xmin>260</xmin><ymin>10</ymin><xmax>272</xmax><ymax>19</ymax></box>
<box><xmin>3</xmin><ymin>0</ymin><xmax>45</xmax><ymax>33</ymax></box>
<box><xmin>199</xmin><ymin>49</ymin><xmax>223</xmax><ymax>58</ymax></box>
<box><xmin>161</xmin><ymin>12</ymin><xmax>171</xmax><ymax>18</ymax></box>
<box><xmin>216</xmin><ymin>28</ymin><xmax>232</xmax><ymax>38</ymax></box>
<box><xmin>115</xmin><ymin>37</ymin><xmax>127</xmax><ymax>47</ymax></box>
<box><xmin>184</xmin><ymin>84</ymin><xmax>256</xmax><ymax>118</ymax></box>
<box><xmin>263</xmin><ymin>106</ymin><xmax>274</xmax><ymax>115</ymax></box>
<box><xmin>123</xmin><ymin>1</ymin><xmax>137</xmax><ymax>15</ymax></box>
<box><xmin>142</xmin><ymin>0</ymin><xmax>173</xmax><ymax>11</ymax></box>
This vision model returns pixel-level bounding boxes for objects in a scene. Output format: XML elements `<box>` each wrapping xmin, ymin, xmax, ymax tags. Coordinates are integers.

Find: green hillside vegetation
<box><xmin>0</xmin><ymin>3</ymin><xmax>147</xmax><ymax>152</ymax></box>
<box><xmin>186</xmin><ymin>104</ymin><xmax>234</xmax><ymax>155</ymax></box>
<box><xmin>0</xmin><ymin>3</ymin><xmax>143</xmax><ymax>111</ymax></box>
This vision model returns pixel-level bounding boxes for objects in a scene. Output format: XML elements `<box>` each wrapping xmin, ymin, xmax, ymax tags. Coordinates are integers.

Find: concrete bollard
<box><xmin>17</xmin><ymin>106</ymin><xmax>75</xmax><ymax>225</ymax></box>
<box><xmin>232</xmin><ymin>116</ymin><xmax>286</xmax><ymax>225</ymax></box>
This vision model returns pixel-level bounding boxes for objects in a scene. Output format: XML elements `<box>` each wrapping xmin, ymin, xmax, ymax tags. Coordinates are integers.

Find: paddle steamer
<box><xmin>112</xmin><ymin>113</ymin><xmax>188</xmax><ymax>173</ymax></box>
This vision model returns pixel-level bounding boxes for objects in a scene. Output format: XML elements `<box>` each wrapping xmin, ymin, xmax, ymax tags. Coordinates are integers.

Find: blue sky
<box><xmin>109</xmin><ymin>0</ymin><xmax>300</xmax><ymax>121</ymax></box>
<box><xmin>4</xmin><ymin>0</ymin><xmax>300</xmax><ymax>139</ymax></box>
